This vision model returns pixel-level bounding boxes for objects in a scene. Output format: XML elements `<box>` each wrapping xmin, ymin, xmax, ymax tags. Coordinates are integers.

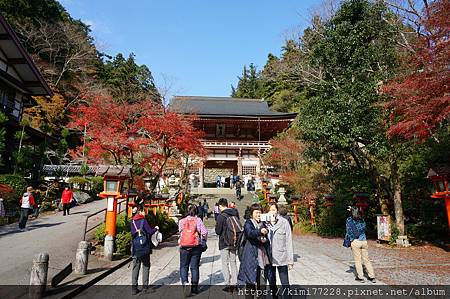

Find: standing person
<box><xmin>215</xmin><ymin>198</ymin><xmax>242</xmax><ymax>293</ymax></box>
<box><xmin>229</xmin><ymin>173</ymin><xmax>234</xmax><ymax>189</ymax></box>
<box><xmin>221</xmin><ymin>176</ymin><xmax>226</xmax><ymax>188</ymax></box>
<box><xmin>278</xmin><ymin>206</ymin><xmax>293</xmax><ymax>231</ymax></box>
<box><xmin>238</xmin><ymin>203</ymin><xmax>276</xmax><ymax>298</ymax></box>
<box><xmin>267</xmin><ymin>203</ymin><xmax>294</xmax><ymax>298</ymax></box>
<box><xmin>197</xmin><ymin>204</ymin><xmax>205</xmax><ymax>221</ymax></box>
<box><xmin>202</xmin><ymin>199</ymin><xmax>209</xmax><ymax>219</ymax></box>
<box><xmin>19</xmin><ymin>186</ymin><xmax>36</xmax><ymax>230</ymax></box>
<box><xmin>61</xmin><ymin>186</ymin><xmax>74</xmax><ymax>216</ymax></box>
<box><xmin>216</xmin><ymin>175</ymin><xmax>221</xmax><ymax>188</ymax></box>
<box><xmin>0</xmin><ymin>193</ymin><xmax>5</xmax><ymax>218</ymax></box>
<box><xmin>179</xmin><ymin>205</ymin><xmax>208</xmax><ymax>297</ymax></box>
<box><xmin>214</xmin><ymin>203</ymin><xmax>220</xmax><ymax>221</ymax></box>
<box><xmin>345</xmin><ymin>206</ymin><xmax>376</xmax><ymax>283</ymax></box>
<box><xmin>130</xmin><ymin>206</ymin><xmax>158</xmax><ymax>295</ymax></box>
<box><xmin>235</xmin><ymin>179</ymin><xmax>242</xmax><ymax>201</ymax></box>
<box><xmin>31</xmin><ymin>191</ymin><xmax>40</xmax><ymax>219</ymax></box>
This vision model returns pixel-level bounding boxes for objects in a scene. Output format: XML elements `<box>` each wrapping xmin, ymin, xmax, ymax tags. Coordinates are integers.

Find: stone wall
<box><xmin>204</xmin><ymin>168</ymin><xmax>233</xmax><ymax>184</ymax></box>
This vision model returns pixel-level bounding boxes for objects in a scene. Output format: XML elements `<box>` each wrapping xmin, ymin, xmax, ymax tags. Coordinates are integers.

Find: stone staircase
<box><xmin>191</xmin><ymin>192</ymin><xmax>254</xmax><ymax>228</ymax></box>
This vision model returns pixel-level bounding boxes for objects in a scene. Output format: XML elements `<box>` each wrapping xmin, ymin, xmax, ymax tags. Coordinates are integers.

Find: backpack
<box><xmin>237</xmin><ymin>231</ymin><xmax>246</xmax><ymax>261</ymax></box>
<box><xmin>132</xmin><ymin>220</ymin><xmax>151</xmax><ymax>257</ymax></box>
<box><xmin>179</xmin><ymin>217</ymin><xmax>199</xmax><ymax>247</ymax></box>
<box><xmin>223</xmin><ymin>213</ymin><xmax>244</xmax><ymax>249</ymax></box>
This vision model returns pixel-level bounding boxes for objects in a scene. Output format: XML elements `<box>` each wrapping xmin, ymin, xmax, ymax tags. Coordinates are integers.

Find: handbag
<box><xmin>200</xmin><ymin>237</ymin><xmax>207</xmax><ymax>252</ymax></box>
<box><xmin>343</xmin><ymin>236</ymin><xmax>351</xmax><ymax>248</ymax></box>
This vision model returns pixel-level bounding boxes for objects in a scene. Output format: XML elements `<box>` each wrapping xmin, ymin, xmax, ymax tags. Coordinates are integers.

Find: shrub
<box><xmin>389</xmin><ymin>222</ymin><xmax>399</xmax><ymax>245</ymax></box>
<box><xmin>89</xmin><ymin>176</ymin><xmax>104</xmax><ymax>197</ymax></box>
<box><xmin>0</xmin><ymin>174</ymin><xmax>27</xmax><ymax>198</ymax></box>
<box><xmin>116</xmin><ymin>231</ymin><xmax>132</xmax><ymax>256</ymax></box>
<box><xmin>95</xmin><ymin>222</ymin><xmax>106</xmax><ymax>242</ymax></box>
<box><xmin>293</xmin><ymin>219</ymin><xmax>316</xmax><ymax>235</ymax></box>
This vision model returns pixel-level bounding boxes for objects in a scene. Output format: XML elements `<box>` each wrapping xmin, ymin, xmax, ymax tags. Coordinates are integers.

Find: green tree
<box><xmin>231</xmin><ymin>63</ymin><xmax>264</xmax><ymax>99</ymax></box>
<box><xmin>298</xmin><ymin>0</ymin><xmax>410</xmax><ymax>236</ymax></box>
<box><xmin>99</xmin><ymin>53</ymin><xmax>160</xmax><ymax>103</ymax></box>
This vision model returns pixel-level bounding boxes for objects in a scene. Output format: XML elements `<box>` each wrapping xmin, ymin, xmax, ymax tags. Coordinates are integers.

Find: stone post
<box><xmin>29</xmin><ymin>252</ymin><xmax>49</xmax><ymax>299</ymax></box>
<box><xmin>75</xmin><ymin>241</ymin><xmax>89</xmax><ymax>275</ymax></box>
<box><xmin>104</xmin><ymin>235</ymin><xmax>114</xmax><ymax>261</ymax></box>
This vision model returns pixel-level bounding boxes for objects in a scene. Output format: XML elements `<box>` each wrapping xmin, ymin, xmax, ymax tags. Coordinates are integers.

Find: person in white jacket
<box><xmin>267</xmin><ymin>202</ymin><xmax>294</xmax><ymax>299</ymax></box>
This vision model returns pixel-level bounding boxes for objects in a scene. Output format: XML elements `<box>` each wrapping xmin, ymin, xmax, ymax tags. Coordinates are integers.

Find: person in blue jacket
<box><xmin>130</xmin><ymin>206</ymin><xmax>158</xmax><ymax>295</ymax></box>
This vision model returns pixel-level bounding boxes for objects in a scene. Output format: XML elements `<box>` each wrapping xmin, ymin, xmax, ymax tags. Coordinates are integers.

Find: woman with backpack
<box><xmin>178</xmin><ymin>204</ymin><xmax>208</xmax><ymax>297</ymax></box>
<box><xmin>344</xmin><ymin>206</ymin><xmax>376</xmax><ymax>283</ymax></box>
<box><xmin>238</xmin><ymin>203</ymin><xmax>276</xmax><ymax>298</ymax></box>
<box><xmin>130</xmin><ymin>206</ymin><xmax>159</xmax><ymax>295</ymax></box>
<box><xmin>267</xmin><ymin>203</ymin><xmax>294</xmax><ymax>299</ymax></box>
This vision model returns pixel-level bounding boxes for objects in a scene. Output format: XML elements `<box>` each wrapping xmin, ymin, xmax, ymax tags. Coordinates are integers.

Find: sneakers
<box><xmin>182</xmin><ymin>283</ymin><xmax>191</xmax><ymax>297</ymax></box>
<box><xmin>223</xmin><ymin>286</ymin><xmax>236</xmax><ymax>293</ymax></box>
<box><xmin>355</xmin><ymin>277</ymin><xmax>364</xmax><ymax>282</ymax></box>
<box><xmin>368</xmin><ymin>277</ymin><xmax>376</xmax><ymax>283</ymax></box>
<box><xmin>191</xmin><ymin>284</ymin><xmax>199</xmax><ymax>294</ymax></box>
<box><xmin>131</xmin><ymin>287</ymin><xmax>141</xmax><ymax>295</ymax></box>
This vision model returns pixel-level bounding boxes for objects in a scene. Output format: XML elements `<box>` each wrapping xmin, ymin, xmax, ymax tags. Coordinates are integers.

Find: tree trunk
<box><xmin>390</xmin><ymin>158</ymin><xmax>405</xmax><ymax>236</ymax></box>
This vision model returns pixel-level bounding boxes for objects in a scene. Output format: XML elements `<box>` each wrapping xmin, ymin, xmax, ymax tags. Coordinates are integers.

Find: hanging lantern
<box><xmin>353</xmin><ymin>192</ymin><xmax>369</xmax><ymax>212</ymax></box>
<box><xmin>427</xmin><ymin>165</ymin><xmax>450</xmax><ymax>229</ymax></box>
<box><xmin>324</xmin><ymin>194</ymin><xmax>336</xmax><ymax>208</ymax></box>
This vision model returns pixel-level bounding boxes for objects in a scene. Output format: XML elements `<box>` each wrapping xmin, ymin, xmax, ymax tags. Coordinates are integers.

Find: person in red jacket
<box><xmin>61</xmin><ymin>186</ymin><xmax>74</xmax><ymax>216</ymax></box>
<box><xmin>19</xmin><ymin>186</ymin><xmax>36</xmax><ymax>230</ymax></box>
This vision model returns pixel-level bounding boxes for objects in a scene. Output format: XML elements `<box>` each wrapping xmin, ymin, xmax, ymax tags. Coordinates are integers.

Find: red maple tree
<box><xmin>69</xmin><ymin>93</ymin><xmax>204</xmax><ymax>187</ymax></box>
<box><xmin>383</xmin><ymin>0</ymin><xmax>450</xmax><ymax>141</ymax></box>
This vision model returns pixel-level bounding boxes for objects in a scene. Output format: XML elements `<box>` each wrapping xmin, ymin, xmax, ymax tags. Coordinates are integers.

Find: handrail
<box><xmin>82</xmin><ymin>198</ymin><xmax>127</xmax><ymax>241</ymax></box>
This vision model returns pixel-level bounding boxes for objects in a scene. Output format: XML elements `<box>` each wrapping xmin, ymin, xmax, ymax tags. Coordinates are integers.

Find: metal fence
<box><xmin>82</xmin><ymin>199</ymin><xmax>127</xmax><ymax>241</ymax></box>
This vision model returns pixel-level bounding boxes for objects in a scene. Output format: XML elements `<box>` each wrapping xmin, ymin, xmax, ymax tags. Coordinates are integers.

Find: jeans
<box><xmin>19</xmin><ymin>208</ymin><xmax>30</xmax><ymax>229</ymax></box>
<box><xmin>220</xmin><ymin>248</ymin><xmax>237</xmax><ymax>285</ymax></box>
<box><xmin>180</xmin><ymin>246</ymin><xmax>202</xmax><ymax>284</ymax></box>
<box><xmin>63</xmin><ymin>203</ymin><xmax>70</xmax><ymax>215</ymax></box>
<box><xmin>275</xmin><ymin>265</ymin><xmax>290</xmax><ymax>299</ymax></box>
<box><xmin>132</xmin><ymin>255</ymin><xmax>150</xmax><ymax>289</ymax></box>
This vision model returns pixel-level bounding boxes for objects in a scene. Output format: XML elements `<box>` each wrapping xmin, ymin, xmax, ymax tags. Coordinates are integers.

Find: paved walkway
<box><xmin>0</xmin><ymin>199</ymin><xmax>107</xmax><ymax>286</ymax></box>
<box><xmin>77</xmin><ymin>194</ymin><xmax>382</xmax><ymax>299</ymax></box>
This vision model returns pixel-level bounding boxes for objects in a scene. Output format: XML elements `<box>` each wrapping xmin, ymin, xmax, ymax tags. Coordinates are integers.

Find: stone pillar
<box><xmin>104</xmin><ymin>235</ymin><xmax>114</xmax><ymax>261</ymax></box>
<box><xmin>75</xmin><ymin>241</ymin><xmax>89</xmax><ymax>275</ymax></box>
<box><xmin>29</xmin><ymin>252</ymin><xmax>49</xmax><ymax>299</ymax></box>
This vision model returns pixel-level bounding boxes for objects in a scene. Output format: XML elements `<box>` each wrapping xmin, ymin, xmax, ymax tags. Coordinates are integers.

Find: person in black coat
<box><xmin>238</xmin><ymin>203</ymin><xmax>276</xmax><ymax>298</ymax></box>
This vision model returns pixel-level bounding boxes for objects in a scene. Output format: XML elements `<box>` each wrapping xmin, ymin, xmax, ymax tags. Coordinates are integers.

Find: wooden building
<box><xmin>171</xmin><ymin>96</ymin><xmax>296</xmax><ymax>188</ymax></box>
<box><xmin>0</xmin><ymin>13</ymin><xmax>55</xmax><ymax>172</ymax></box>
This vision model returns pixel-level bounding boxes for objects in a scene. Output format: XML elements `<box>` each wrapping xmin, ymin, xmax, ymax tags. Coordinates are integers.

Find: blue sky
<box><xmin>58</xmin><ymin>0</ymin><xmax>321</xmax><ymax>100</ymax></box>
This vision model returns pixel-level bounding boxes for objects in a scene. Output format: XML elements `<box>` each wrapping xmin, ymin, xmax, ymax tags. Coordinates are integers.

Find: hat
<box><xmin>151</xmin><ymin>231</ymin><xmax>162</xmax><ymax>247</ymax></box>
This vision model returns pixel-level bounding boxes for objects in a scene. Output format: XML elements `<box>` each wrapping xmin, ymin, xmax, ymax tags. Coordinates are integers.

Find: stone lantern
<box><xmin>277</xmin><ymin>186</ymin><xmax>288</xmax><ymax>205</ymax></box>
